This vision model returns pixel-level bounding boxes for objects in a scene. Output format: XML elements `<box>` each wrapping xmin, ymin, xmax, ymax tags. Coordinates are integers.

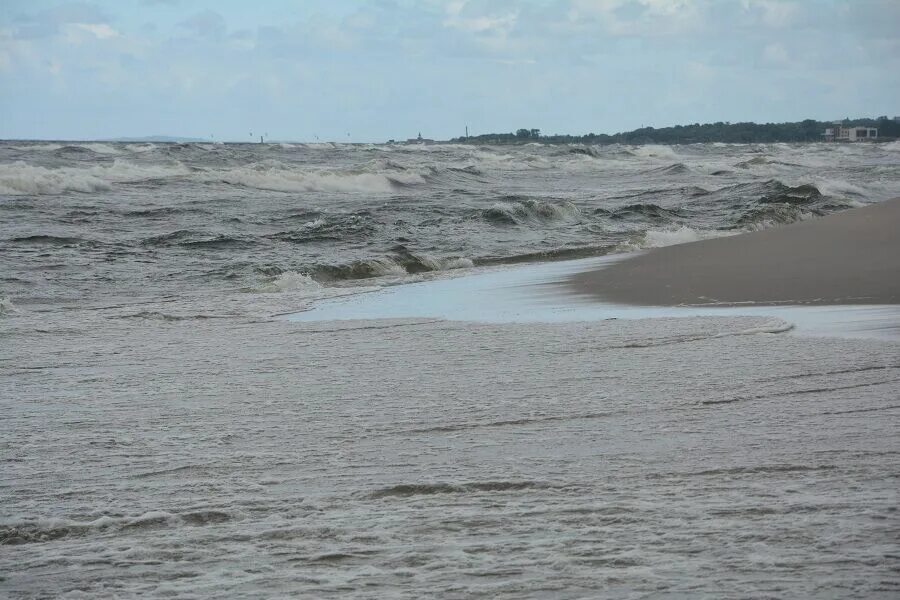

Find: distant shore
<box><xmin>568</xmin><ymin>198</ymin><xmax>900</xmax><ymax>307</ymax></box>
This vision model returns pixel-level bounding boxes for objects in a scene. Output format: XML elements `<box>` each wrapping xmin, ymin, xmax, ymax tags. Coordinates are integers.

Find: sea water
<box><xmin>2</xmin><ymin>141</ymin><xmax>899</xmax><ymax>598</ymax></box>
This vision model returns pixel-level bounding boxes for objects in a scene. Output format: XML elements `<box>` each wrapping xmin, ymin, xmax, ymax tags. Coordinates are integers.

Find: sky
<box><xmin>0</xmin><ymin>0</ymin><xmax>898</xmax><ymax>142</ymax></box>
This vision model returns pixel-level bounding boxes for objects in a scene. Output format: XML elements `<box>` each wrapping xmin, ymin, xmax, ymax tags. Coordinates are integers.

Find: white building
<box><xmin>823</xmin><ymin>124</ymin><xmax>877</xmax><ymax>142</ymax></box>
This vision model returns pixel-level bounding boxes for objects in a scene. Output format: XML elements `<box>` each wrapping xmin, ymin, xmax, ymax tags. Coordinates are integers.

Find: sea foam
<box><xmin>209</xmin><ymin>165</ymin><xmax>426</xmax><ymax>193</ymax></box>
<box><xmin>0</xmin><ymin>160</ymin><xmax>188</xmax><ymax>195</ymax></box>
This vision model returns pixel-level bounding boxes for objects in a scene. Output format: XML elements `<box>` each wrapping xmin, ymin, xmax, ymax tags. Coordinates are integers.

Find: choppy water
<box><xmin>2</xmin><ymin>141</ymin><xmax>899</xmax><ymax>598</ymax></box>
<box><xmin>2</xmin><ymin>140</ymin><xmax>900</xmax><ymax>314</ymax></box>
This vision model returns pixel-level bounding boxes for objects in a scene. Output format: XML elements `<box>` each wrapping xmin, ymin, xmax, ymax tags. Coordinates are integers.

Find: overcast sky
<box><xmin>1</xmin><ymin>0</ymin><xmax>898</xmax><ymax>141</ymax></box>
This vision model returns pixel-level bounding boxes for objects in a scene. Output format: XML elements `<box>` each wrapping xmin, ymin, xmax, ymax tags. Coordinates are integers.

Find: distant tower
<box><xmin>417</xmin><ymin>132</ymin><xmax>423</xmax><ymax>140</ymax></box>
<box><xmin>465</xmin><ymin>125</ymin><xmax>468</xmax><ymax>139</ymax></box>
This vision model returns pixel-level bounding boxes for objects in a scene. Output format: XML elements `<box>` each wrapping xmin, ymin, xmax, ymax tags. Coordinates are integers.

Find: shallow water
<box><xmin>4</xmin><ymin>312</ymin><xmax>899</xmax><ymax>598</ymax></box>
<box><xmin>2</xmin><ymin>141</ymin><xmax>899</xmax><ymax>598</ymax></box>
<box><xmin>285</xmin><ymin>254</ymin><xmax>900</xmax><ymax>340</ymax></box>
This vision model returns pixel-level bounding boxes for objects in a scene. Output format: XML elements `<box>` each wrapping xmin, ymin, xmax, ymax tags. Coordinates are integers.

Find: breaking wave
<box><xmin>0</xmin><ymin>160</ymin><xmax>188</xmax><ymax>195</ymax></box>
<box><xmin>480</xmin><ymin>198</ymin><xmax>581</xmax><ymax>225</ymax></box>
<box><xmin>1</xmin><ymin>510</ymin><xmax>233</xmax><ymax>544</ymax></box>
<box><xmin>312</xmin><ymin>250</ymin><xmax>474</xmax><ymax>282</ymax></box>
<box><xmin>644</xmin><ymin>162</ymin><xmax>690</xmax><ymax>175</ymax></box>
<box><xmin>609</xmin><ymin>203</ymin><xmax>686</xmax><ymax>222</ymax></box>
<box><xmin>631</xmin><ymin>144</ymin><xmax>680</xmax><ymax>160</ymax></box>
<box><xmin>254</xmin><ymin>271</ymin><xmax>322</xmax><ymax>293</ymax></box>
<box><xmin>208</xmin><ymin>164</ymin><xmax>426</xmax><ymax>193</ymax></box>
<box><xmin>625</xmin><ymin>226</ymin><xmax>733</xmax><ymax>250</ymax></box>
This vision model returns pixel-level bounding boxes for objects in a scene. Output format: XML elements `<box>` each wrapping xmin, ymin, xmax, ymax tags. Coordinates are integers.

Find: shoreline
<box><xmin>567</xmin><ymin>198</ymin><xmax>900</xmax><ymax>307</ymax></box>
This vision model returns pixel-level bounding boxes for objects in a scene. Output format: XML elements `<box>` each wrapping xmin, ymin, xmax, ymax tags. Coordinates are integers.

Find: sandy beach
<box><xmin>569</xmin><ymin>198</ymin><xmax>900</xmax><ymax>306</ymax></box>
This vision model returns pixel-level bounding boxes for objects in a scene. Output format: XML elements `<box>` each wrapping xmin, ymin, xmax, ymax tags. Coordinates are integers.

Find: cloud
<box><xmin>179</xmin><ymin>9</ymin><xmax>227</xmax><ymax>39</ymax></box>
<box><xmin>742</xmin><ymin>0</ymin><xmax>798</xmax><ymax>28</ymax></box>
<box><xmin>566</xmin><ymin>0</ymin><xmax>704</xmax><ymax>36</ymax></box>
<box><xmin>8</xmin><ymin>2</ymin><xmax>111</xmax><ymax>39</ymax></box>
<box><xmin>1</xmin><ymin>0</ymin><xmax>897</xmax><ymax>141</ymax></box>
<box><xmin>71</xmin><ymin>23</ymin><xmax>120</xmax><ymax>40</ymax></box>
<box><xmin>443</xmin><ymin>1</ymin><xmax>518</xmax><ymax>35</ymax></box>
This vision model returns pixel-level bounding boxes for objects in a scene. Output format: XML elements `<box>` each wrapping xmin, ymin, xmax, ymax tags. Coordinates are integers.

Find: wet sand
<box><xmin>569</xmin><ymin>198</ymin><xmax>900</xmax><ymax>306</ymax></box>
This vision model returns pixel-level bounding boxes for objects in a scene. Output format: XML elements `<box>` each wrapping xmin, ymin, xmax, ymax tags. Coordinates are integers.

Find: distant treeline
<box><xmin>452</xmin><ymin>117</ymin><xmax>900</xmax><ymax>145</ymax></box>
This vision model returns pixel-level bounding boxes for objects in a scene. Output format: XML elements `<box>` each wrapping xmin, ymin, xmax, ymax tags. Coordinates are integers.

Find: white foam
<box><xmin>631</xmin><ymin>144</ymin><xmax>679</xmax><ymax>160</ymax></box>
<box><xmin>210</xmin><ymin>165</ymin><xmax>425</xmax><ymax>193</ymax></box>
<box><xmin>440</xmin><ymin>257</ymin><xmax>475</xmax><ymax>270</ymax></box>
<box><xmin>15</xmin><ymin>143</ymin><xmax>64</xmax><ymax>152</ymax></box>
<box><xmin>0</xmin><ymin>160</ymin><xmax>188</xmax><ymax>195</ymax></box>
<box><xmin>626</xmin><ymin>226</ymin><xmax>731</xmax><ymax>249</ymax></box>
<box><xmin>0</xmin><ymin>162</ymin><xmax>110</xmax><ymax>195</ymax></box>
<box><xmin>0</xmin><ymin>296</ymin><xmax>15</xmax><ymax>315</ymax></box>
<box><xmin>79</xmin><ymin>143</ymin><xmax>121</xmax><ymax>154</ymax></box>
<box><xmin>366</xmin><ymin>257</ymin><xmax>408</xmax><ymax>276</ymax></box>
<box><xmin>411</xmin><ymin>255</ymin><xmax>475</xmax><ymax>272</ymax></box>
<box><xmin>256</xmin><ymin>271</ymin><xmax>322</xmax><ymax>293</ymax></box>
<box><xmin>812</xmin><ymin>178</ymin><xmax>868</xmax><ymax>198</ymax></box>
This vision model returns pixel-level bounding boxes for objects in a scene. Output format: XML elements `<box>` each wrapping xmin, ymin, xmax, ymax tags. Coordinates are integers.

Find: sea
<box><xmin>2</xmin><ymin>140</ymin><xmax>899</xmax><ymax>598</ymax></box>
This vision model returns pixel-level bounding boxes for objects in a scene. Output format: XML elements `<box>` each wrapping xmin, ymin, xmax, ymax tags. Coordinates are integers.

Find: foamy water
<box><xmin>2</xmin><ymin>141</ymin><xmax>899</xmax><ymax>598</ymax></box>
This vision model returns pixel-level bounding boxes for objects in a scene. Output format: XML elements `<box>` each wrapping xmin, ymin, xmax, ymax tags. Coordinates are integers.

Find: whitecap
<box><xmin>624</xmin><ymin>226</ymin><xmax>733</xmax><ymax>250</ymax></box>
<box><xmin>0</xmin><ymin>160</ymin><xmax>189</xmax><ymax>195</ymax></box>
<box><xmin>0</xmin><ymin>296</ymin><xmax>16</xmax><ymax>315</ymax></box>
<box><xmin>255</xmin><ymin>271</ymin><xmax>322</xmax><ymax>293</ymax></box>
<box><xmin>208</xmin><ymin>165</ymin><xmax>426</xmax><ymax>193</ymax></box>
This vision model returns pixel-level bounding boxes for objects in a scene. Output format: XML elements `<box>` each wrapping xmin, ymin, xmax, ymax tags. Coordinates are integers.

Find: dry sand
<box><xmin>569</xmin><ymin>198</ymin><xmax>900</xmax><ymax>306</ymax></box>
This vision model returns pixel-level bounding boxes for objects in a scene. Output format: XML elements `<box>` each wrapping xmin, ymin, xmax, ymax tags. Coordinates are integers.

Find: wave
<box><xmin>368</xmin><ymin>480</ymin><xmax>551</xmax><ymax>499</ymax></box>
<box><xmin>141</xmin><ymin>230</ymin><xmax>258</xmax><ymax>249</ymax></box>
<box><xmin>315</xmin><ymin>257</ymin><xmax>408</xmax><ymax>281</ymax></box>
<box><xmin>643</xmin><ymin>162</ymin><xmax>690</xmax><ymax>175</ymax></box>
<box><xmin>735</xmin><ymin>156</ymin><xmax>770</xmax><ymax>168</ymax></box>
<box><xmin>474</xmin><ymin>245</ymin><xmax>615</xmax><ymax>266</ymax></box>
<box><xmin>0</xmin><ymin>160</ymin><xmax>188</xmax><ymax>195</ymax></box>
<box><xmin>734</xmin><ymin>205</ymin><xmax>816</xmax><ymax>230</ymax></box>
<box><xmin>9</xmin><ymin>234</ymin><xmax>94</xmax><ymax>246</ymax></box>
<box><xmin>631</xmin><ymin>144</ymin><xmax>680</xmax><ymax>160</ymax></box>
<box><xmin>270</xmin><ymin>215</ymin><xmax>376</xmax><ymax>244</ymax></box>
<box><xmin>121</xmin><ymin>206</ymin><xmax>210</xmax><ymax>218</ymax></box>
<box><xmin>0</xmin><ymin>509</ymin><xmax>232</xmax><ymax>544</ymax></box>
<box><xmin>479</xmin><ymin>197</ymin><xmax>581</xmax><ymax>225</ymax></box>
<box><xmin>806</xmin><ymin>178</ymin><xmax>867</xmax><ymax>199</ymax></box>
<box><xmin>254</xmin><ymin>271</ymin><xmax>322</xmax><ymax>293</ymax></box>
<box><xmin>13</xmin><ymin>143</ymin><xmax>64</xmax><ymax>152</ymax></box>
<box><xmin>389</xmin><ymin>245</ymin><xmax>474</xmax><ymax>274</ymax></box>
<box><xmin>610</xmin><ymin>203</ymin><xmax>685</xmax><ymax>222</ymax></box>
<box><xmin>118</xmin><ymin>311</ymin><xmax>226</xmax><ymax>322</ymax></box>
<box><xmin>0</xmin><ymin>163</ymin><xmax>110</xmax><ymax>195</ymax></box>
<box><xmin>568</xmin><ymin>146</ymin><xmax>601</xmax><ymax>158</ymax></box>
<box><xmin>312</xmin><ymin>250</ymin><xmax>474</xmax><ymax>282</ymax></box>
<box><xmin>207</xmin><ymin>164</ymin><xmax>426</xmax><ymax>193</ymax></box>
<box><xmin>758</xmin><ymin>182</ymin><xmax>821</xmax><ymax>204</ymax></box>
<box><xmin>75</xmin><ymin>143</ymin><xmax>121</xmax><ymax>155</ymax></box>
<box><xmin>0</xmin><ymin>296</ymin><xmax>15</xmax><ymax>315</ymax></box>
<box><xmin>625</xmin><ymin>226</ymin><xmax>732</xmax><ymax>250</ymax></box>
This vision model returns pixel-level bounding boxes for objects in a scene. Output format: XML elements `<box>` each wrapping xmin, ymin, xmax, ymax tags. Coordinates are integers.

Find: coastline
<box><xmin>568</xmin><ymin>198</ymin><xmax>900</xmax><ymax>307</ymax></box>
